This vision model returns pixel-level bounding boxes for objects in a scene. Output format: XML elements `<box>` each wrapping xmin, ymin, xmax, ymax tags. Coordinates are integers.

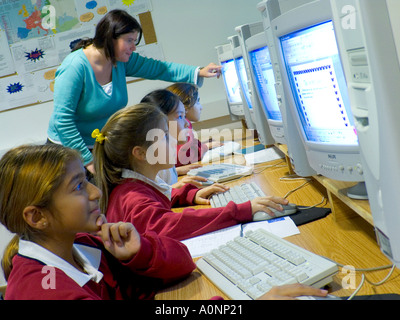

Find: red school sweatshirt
<box><xmin>106</xmin><ymin>179</ymin><xmax>253</xmax><ymax>241</ymax></box>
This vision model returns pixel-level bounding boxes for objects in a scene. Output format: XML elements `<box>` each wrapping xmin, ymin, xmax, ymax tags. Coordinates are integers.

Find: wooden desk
<box><xmin>275</xmin><ymin>144</ymin><xmax>373</xmax><ymax>225</ymax></box>
<box><xmin>156</xmin><ymin>153</ymin><xmax>400</xmax><ymax>300</ymax></box>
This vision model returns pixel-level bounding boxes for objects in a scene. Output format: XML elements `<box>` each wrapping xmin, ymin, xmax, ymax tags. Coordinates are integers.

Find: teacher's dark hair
<box><xmin>72</xmin><ymin>9</ymin><xmax>142</xmax><ymax>65</ymax></box>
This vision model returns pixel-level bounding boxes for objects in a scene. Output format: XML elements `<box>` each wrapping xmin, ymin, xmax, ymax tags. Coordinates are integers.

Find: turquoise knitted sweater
<box><xmin>47</xmin><ymin>49</ymin><xmax>199</xmax><ymax>165</ymax></box>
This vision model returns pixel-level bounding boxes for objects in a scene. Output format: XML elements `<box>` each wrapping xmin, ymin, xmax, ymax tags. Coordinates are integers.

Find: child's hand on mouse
<box><xmin>176</xmin><ymin>164</ymin><xmax>203</xmax><ymax>176</ymax></box>
<box><xmin>257</xmin><ymin>284</ymin><xmax>328</xmax><ymax>300</ymax></box>
<box><xmin>97</xmin><ymin>222</ymin><xmax>142</xmax><ymax>261</ymax></box>
<box><xmin>250</xmin><ymin>196</ymin><xmax>289</xmax><ymax>217</ymax></box>
<box><xmin>194</xmin><ymin>183</ymin><xmax>230</xmax><ymax>205</ymax></box>
<box><xmin>172</xmin><ymin>175</ymin><xmax>209</xmax><ymax>188</ymax></box>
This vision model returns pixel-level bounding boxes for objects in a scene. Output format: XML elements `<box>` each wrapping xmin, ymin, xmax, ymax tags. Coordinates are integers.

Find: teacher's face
<box><xmin>113</xmin><ymin>31</ymin><xmax>139</xmax><ymax>62</ymax></box>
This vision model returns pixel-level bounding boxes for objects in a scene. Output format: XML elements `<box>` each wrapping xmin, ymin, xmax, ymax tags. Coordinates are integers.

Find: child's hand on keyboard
<box><xmin>250</xmin><ymin>196</ymin><xmax>289</xmax><ymax>217</ymax></box>
<box><xmin>257</xmin><ymin>284</ymin><xmax>328</xmax><ymax>300</ymax></box>
<box><xmin>194</xmin><ymin>183</ymin><xmax>230</xmax><ymax>205</ymax></box>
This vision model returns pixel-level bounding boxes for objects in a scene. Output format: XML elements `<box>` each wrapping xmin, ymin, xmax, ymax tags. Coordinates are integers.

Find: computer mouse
<box><xmin>200</xmin><ymin>179</ymin><xmax>215</xmax><ymax>186</ymax></box>
<box><xmin>252</xmin><ymin>203</ymin><xmax>298</xmax><ymax>221</ymax></box>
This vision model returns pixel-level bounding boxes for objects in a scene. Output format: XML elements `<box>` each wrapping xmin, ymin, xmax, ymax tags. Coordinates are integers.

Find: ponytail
<box><xmin>70</xmin><ymin>38</ymin><xmax>94</xmax><ymax>52</ymax></box>
<box><xmin>93</xmin><ymin>140</ymin><xmax>123</xmax><ymax>214</ymax></box>
<box><xmin>1</xmin><ymin>235</ymin><xmax>19</xmax><ymax>281</ymax></box>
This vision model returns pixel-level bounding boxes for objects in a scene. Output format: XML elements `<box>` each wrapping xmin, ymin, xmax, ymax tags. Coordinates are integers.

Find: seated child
<box><xmin>92</xmin><ymin>103</ymin><xmax>289</xmax><ymax>241</ymax></box>
<box><xmin>0</xmin><ymin>144</ymin><xmax>195</xmax><ymax>300</ymax></box>
<box><xmin>166</xmin><ymin>83</ymin><xmax>221</xmax><ymax>168</ymax></box>
<box><xmin>141</xmin><ymin>89</ymin><xmax>207</xmax><ymax>188</ymax></box>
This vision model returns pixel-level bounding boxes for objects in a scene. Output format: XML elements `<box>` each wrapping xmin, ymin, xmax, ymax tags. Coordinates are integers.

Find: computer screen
<box><xmin>215</xmin><ymin>42</ymin><xmax>245</xmax><ymax>121</ymax></box>
<box><xmin>234</xmin><ymin>56</ymin><xmax>253</xmax><ymax>110</ymax></box>
<box><xmin>221</xmin><ymin>59</ymin><xmax>242</xmax><ymax>104</ymax></box>
<box><xmin>331</xmin><ymin>0</ymin><xmax>400</xmax><ymax>266</ymax></box>
<box><xmin>280</xmin><ymin>21</ymin><xmax>357</xmax><ymax>146</ymax></box>
<box><xmin>257</xmin><ymin>0</ymin><xmax>315</xmax><ymax>176</ymax></box>
<box><xmin>249</xmin><ymin>45</ymin><xmax>282</xmax><ymax>121</ymax></box>
<box><xmin>235</xmin><ymin>22</ymin><xmax>276</xmax><ymax>147</ymax></box>
<box><xmin>271</xmin><ymin>0</ymin><xmax>365</xmax><ymax>187</ymax></box>
<box><xmin>228</xmin><ymin>35</ymin><xmax>257</xmax><ymax>131</ymax></box>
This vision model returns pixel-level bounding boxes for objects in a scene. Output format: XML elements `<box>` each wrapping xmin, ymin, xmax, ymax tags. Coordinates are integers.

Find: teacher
<box><xmin>47</xmin><ymin>9</ymin><xmax>221</xmax><ymax>174</ymax></box>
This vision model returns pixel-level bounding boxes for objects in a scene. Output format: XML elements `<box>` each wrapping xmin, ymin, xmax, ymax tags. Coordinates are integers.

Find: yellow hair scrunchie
<box><xmin>91</xmin><ymin>129</ymin><xmax>106</xmax><ymax>144</ymax></box>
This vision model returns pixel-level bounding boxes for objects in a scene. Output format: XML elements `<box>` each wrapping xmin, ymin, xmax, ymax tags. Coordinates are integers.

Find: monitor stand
<box><xmin>346</xmin><ymin>182</ymin><xmax>369</xmax><ymax>200</ymax></box>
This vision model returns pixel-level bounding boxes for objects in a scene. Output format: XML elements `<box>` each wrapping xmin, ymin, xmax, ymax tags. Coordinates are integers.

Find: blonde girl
<box><xmin>166</xmin><ymin>83</ymin><xmax>222</xmax><ymax>168</ymax></box>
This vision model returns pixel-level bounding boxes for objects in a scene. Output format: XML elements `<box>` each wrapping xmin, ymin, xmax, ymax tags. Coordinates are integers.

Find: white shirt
<box><xmin>157</xmin><ymin>167</ymin><xmax>178</xmax><ymax>185</ymax></box>
<box><xmin>101</xmin><ymin>81</ymin><xmax>113</xmax><ymax>96</ymax></box>
<box><xmin>121</xmin><ymin>169</ymin><xmax>172</xmax><ymax>200</ymax></box>
<box><xmin>18</xmin><ymin>239</ymin><xmax>103</xmax><ymax>287</ymax></box>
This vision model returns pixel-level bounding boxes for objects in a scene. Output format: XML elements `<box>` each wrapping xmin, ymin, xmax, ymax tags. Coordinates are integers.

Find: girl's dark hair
<box><xmin>72</xmin><ymin>9</ymin><xmax>142</xmax><ymax>64</ymax></box>
<box><xmin>140</xmin><ymin>89</ymin><xmax>181</xmax><ymax>116</ymax></box>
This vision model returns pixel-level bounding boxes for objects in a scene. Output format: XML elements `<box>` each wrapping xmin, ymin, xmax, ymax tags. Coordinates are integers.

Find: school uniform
<box><xmin>5</xmin><ymin>232</ymin><xmax>195</xmax><ymax>300</ymax></box>
<box><xmin>176</xmin><ymin>120</ymin><xmax>208</xmax><ymax>167</ymax></box>
<box><xmin>106</xmin><ymin>170</ymin><xmax>253</xmax><ymax>241</ymax></box>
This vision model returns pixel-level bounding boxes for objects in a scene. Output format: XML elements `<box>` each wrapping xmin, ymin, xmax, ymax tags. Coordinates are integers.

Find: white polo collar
<box><xmin>122</xmin><ymin>169</ymin><xmax>172</xmax><ymax>200</ymax></box>
<box><xmin>18</xmin><ymin>239</ymin><xmax>103</xmax><ymax>287</ymax></box>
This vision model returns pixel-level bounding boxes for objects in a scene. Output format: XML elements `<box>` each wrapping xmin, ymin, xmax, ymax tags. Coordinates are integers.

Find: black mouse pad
<box><xmin>289</xmin><ymin>206</ymin><xmax>331</xmax><ymax>226</ymax></box>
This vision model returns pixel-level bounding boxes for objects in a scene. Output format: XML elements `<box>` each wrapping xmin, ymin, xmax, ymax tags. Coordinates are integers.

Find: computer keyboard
<box><xmin>196</xmin><ymin>228</ymin><xmax>338</xmax><ymax>300</ymax></box>
<box><xmin>201</xmin><ymin>141</ymin><xmax>241</xmax><ymax>163</ymax></box>
<box><xmin>187</xmin><ymin>163</ymin><xmax>253</xmax><ymax>183</ymax></box>
<box><xmin>210</xmin><ymin>182</ymin><xmax>297</xmax><ymax>221</ymax></box>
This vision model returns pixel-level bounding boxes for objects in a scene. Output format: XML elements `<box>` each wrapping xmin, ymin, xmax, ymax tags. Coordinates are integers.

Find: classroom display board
<box><xmin>0</xmin><ymin>0</ymin><xmax>162</xmax><ymax>112</ymax></box>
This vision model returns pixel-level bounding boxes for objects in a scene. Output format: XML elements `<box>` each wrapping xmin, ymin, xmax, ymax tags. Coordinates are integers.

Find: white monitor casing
<box><xmin>331</xmin><ymin>0</ymin><xmax>400</xmax><ymax>266</ymax></box>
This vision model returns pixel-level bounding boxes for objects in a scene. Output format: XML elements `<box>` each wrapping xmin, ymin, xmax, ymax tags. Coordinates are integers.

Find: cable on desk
<box><xmin>279</xmin><ymin>174</ymin><xmax>310</xmax><ymax>181</ymax></box>
<box><xmin>324</xmin><ymin>257</ymin><xmax>393</xmax><ymax>273</ymax></box>
<box><xmin>347</xmin><ymin>265</ymin><xmax>396</xmax><ymax>300</ymax></box>
<box><xmin>253</xmin><ymin>160</ymin><xmax>286</xmax><ymax>175</ymax></box>
<box><xmin>282</xmin><ymin>180</ymin><xmax>311</xmax><ymax>199</ymax></box>
<box><xmin>300</xmin><ymin>196</ymin><xmax>327</xmax><ymax>209</ymax></box>
<box><xmin>219</xmin><ymin>161</ymin><xmax>287</xmax><ymax>185</ymax></box>
<box><xmin>347</xmin><ymin>274</ymin><xmax>365</xmax><ymax>300</ymax></box>
<box><xmin>365</xmin><ymin>264</ymin><xmax>396</xmax><ymax>286</ymax></box>
<box><xmin>280</xmin><ymin>177</ymin><xmax>328</xmax><ymax>209</ymax></box>
<box><xmin>322</xmin><ymin>256</ymin><xmax>395</xmax><ymax>300</ymax></box>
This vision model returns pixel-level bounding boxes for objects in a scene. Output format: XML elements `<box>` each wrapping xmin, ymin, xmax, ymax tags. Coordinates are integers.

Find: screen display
<box><xmin>234</xmin><ymin>56</ymin><xmax>253</xmax><ymax>110</ymax></box>
<box><xmin>221</xmin><ymin>59</ymin><xmax>242</xmax><ymax>104</ymax></box>
<box><xmin>280</xmin><ymin>20</ymin><xmax>357</xmax><ymax>145</ymax></box>
<box><xmin>249</xmin><ymin>46</ymin><xmax>282</xmax><ymax>121</ymax></box>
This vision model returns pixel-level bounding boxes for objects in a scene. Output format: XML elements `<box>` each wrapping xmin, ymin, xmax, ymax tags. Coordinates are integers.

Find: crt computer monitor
<box><xmin>331</xmin><ymin>0</ymin><xmax>400</xmax><ymax>267</ymax></box>
<box><xmin>228</xmin><ymin>35</ymin><xmax>257</xmax><ymax>131</ymax></box>
<box><xmin>247</xmin><ymin>32</ymin><xmax>286</xmax><ymax>144</ymax></box>
<box><xmin>221</xmin><ymin>59</ymin><xmax>242</xmax><ymax>105</ymax></box>
<box><xmin>258</xmin><ymin>0</ymin><xmax>317</xmax><ymax>178</ymax></box>
<box><xmin>235</xmin><ymin>23</ymin><xmax>275</xmax><ymax>146</ymax></box>
<box><xmin>215</xmin><ymin>43</ymin><xmax>245</xmax><ymax>121</ymax></box>
<box><xmin>271</xmin><ymin>0</ymin><xmax>366</xmax><ymax>199</ymax></box>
